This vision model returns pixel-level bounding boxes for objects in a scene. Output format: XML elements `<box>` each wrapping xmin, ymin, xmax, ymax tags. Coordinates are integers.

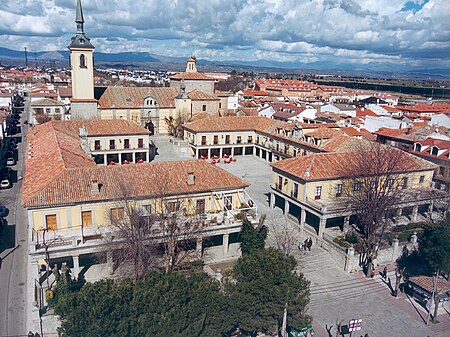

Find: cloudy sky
<box><xmin>0</xmin><ymin>0</ymin><xmax>449</xmax><ymax>70</ymax></box>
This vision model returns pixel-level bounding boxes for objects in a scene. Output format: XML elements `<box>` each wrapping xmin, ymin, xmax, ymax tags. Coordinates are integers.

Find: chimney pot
<box><xmin>187</xmin><ymin>172</ymin><xmax>195</xmax><ymax>185</ymax></box>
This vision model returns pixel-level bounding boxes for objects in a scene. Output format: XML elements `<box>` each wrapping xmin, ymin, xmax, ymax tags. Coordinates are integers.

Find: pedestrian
<box><xmin>303</xmin><ymin>238</ymin><xmax>309</xmax><ymax>251</ymax></box>
<box><xmin>298</xmin><ymin>240</ymin><xmax>303</xmax><ymax>251</ymax></box>
<box><xmin>27</xmin><ymin>332</ymin><xmax>34</xmax><ymax>337</ymax></box>
<box><xmin>307</xmin><ymin>237</ymin><xmax>313</xmax><ymax>251</ymax></box>
<box><xmin>383</xmin><ymin>265</ymin><xmax>388</xmax><ymax>279</ymax></box>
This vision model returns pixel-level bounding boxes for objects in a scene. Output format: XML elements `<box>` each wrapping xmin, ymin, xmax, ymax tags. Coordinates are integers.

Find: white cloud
<box><xmin>0</xmin><ymin>0</ymin><xmax>448</xmax><ymax>70</ymax></box>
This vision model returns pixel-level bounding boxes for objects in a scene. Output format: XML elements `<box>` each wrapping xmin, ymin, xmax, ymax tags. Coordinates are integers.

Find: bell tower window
<box><xmin>80</xmin><ymin>54</ymin><xmax>87</xmax><ymax>68</ymax></box>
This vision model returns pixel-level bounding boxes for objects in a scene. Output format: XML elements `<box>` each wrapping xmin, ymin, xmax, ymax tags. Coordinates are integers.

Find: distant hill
<box><xmin>0</xmin><ymin>46</ymin><xmax>449</xmax><ymax>80</ymax></box>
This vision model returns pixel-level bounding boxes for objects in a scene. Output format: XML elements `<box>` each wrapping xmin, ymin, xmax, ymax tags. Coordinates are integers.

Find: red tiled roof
<box><xmin>356</xmin><ymin>108</ymin><xmax>378</xmax><ymax>117</ymax></box>
<box><xmin>409</xmin><ymin>276</ymin><xmax>450</xmax><ymax>294</ymax></box>
<box><xmin>398</xmin><ymin>104</ymin><xmax>450</xmax><ymax>113</ymax></box>
<box><xmin>30</xmin><ymin>98</ymin><xmax>65</xmax><ymax>107</ymax></box>
<box><xmin>23</xmin><ymin>160</ymin><xmax>249</xmax><ymax>208</ymax></box>
<box><xmin>53</xmin><ymin>119</ymin><xmax>150</xmax><ymax>136</ymax></box>
<box><xmin>272</xmin><ymin>147</ymin><xmax>436</xmax><ymax>181</ymax></box>
<box><xmin>170</xmin><ymin>72</ymin><xmax>214</xmax><ymax>81</ymax></box>
<box><xmin>188</xmin><ymin>89</ymin><xmax>219</xmax><ymax>101</ymax></box>
<box><xmin>183</xmin><ymin>116</ymin><xmax>285</xmax><ymax>133</ymax></box>
<box><xmin>241</xmin><ymin>90</ymin><xmax>268</xmax><ymax>96</ymax></box>
<box><xmin>341</xmin><ymin>127</ymin><xmax>362</xmax><ymax>137</ymax></box>
<box><xmin>58</xmin><ymin>87</ymin><xmax>72</xmax><ymax>97</ymax></box>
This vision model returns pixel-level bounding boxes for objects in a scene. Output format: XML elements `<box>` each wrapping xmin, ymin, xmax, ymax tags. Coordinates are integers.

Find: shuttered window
<box><xmin>45</xmin><ymin>214</ymin><xmax>57</xmax><ymax>230</ymax></box>
<box><xmin>82</xmin><ymin>211</ymin><xmax>92</xmax><ymax>227</ymax></box>
<box><xmin>111</xmin><ymin>207</ymin><xmax>124</xmax><ymax>219</ymax></box>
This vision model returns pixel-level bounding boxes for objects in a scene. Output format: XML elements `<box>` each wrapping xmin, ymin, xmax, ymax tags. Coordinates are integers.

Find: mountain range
<box><xmin>0</xmin><ymin>46</ymin><xmax>449</xmax><ymax>80</ymax></box>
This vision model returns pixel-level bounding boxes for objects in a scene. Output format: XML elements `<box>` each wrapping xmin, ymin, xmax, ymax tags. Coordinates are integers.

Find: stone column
<box><xmin>318</xmin><ymin>217</ymin><xmax>326</xmax><ymax>241</ymax></box>
<box><xmin>223</xmin><ymin>233</ymin><xmax>229</xmax><ymax>257</ymax></box>
<box><xmin>284</xmin><ymin>200</ymin><xmax>290</xmax><ymax>217</ymax></box>
<box><xmin>392</xmin><ymin>238</ymin><xmax>399</xmax><ymax>262</ymax></box>
<box><xmin>196</xmin><ymin>238</ymin><xmax>203</xmax><ymax>257</ymax></box>
<box><xmin>208</xmin><ymin>148</ymin><xmax>211</xmax><ymax>159</ymax></box>
<box><xmin>428</xmin><ymin>201</ymin><xmax>434</xmax><ymax>214</ymax></box>
<box><xmin>343</xmin><ymin>215</ymin><xmax>350</xmax><ymax>233</ymax></box>
<box><xmin>410</xmin><ymin>231</ymin><xmax>418</xmax><ymax>247</ymax></box>
<box><xmin>299</xmin><ymin>209</ymin><xmax>306</xmax><ymax>238</ymax></box>
<box><xmin>231</xmin><ymin>147</ymin><xmax>235</xmax><ymax>157</ymax></box>
<box><xmin>269</xmin><ymin>193</ymin><xmax>275</xmax><ymax>209</ymax></box>
<box><xmin>219</xmin><ymin>147</ymin><xmax>223</xmax><ymax>158</ymax></box>
<box><xmin>132</xmin><ymin>152</ymin><xmax>136</xmax><ymax>163</ymax></box>
<box><xmin>103</xmin><ymin>153</ymin><xmax>107</xmax><ymax>165</ymax></box>
<box><xmin>106</xmin><ymin>251</ymin><xmax>114</xmax><ymax>275</ymax></box>
<box><xmin>411</xmin><ymin>205</ymin><xmax>418</xmax><ymax>222</ymax></box>
<box><xmin>118</xmin><ymin>153</ymin><xmax>122</xmax><ymax>164</ymax></box>
<box><xmin>72</xmin><ymin>255</ymin><xmax>80</xmax><ymax>279</ymax></box>
<box><xmin>345</xmin><ymin>246</ymin><xmax>355</xmax><ymax>273</ymax></box>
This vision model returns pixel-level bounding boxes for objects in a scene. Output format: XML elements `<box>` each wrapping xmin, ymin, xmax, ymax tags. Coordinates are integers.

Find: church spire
<box><xmin>75</xmin><ymin>0</ymin><xmax>85</xmax><ymax>34</ymax></box>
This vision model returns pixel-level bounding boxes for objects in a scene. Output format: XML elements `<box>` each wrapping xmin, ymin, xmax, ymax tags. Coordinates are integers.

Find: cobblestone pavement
<box><xmin>215</xmin><ymin>155</ymin><xmax>449</xmax><ymax>337</ymax></box>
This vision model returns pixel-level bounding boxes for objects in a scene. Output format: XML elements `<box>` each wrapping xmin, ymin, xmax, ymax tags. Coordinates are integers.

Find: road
<box><xmin>0</xmin><ymin>97</ymin><xmax>30</xmax><ymax>337</ymax></box>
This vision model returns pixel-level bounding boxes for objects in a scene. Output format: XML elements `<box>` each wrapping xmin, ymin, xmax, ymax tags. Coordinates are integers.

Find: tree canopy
<box><xmin>228</xmin><ymin>248</ymin><xmax>310</xmax><ymax>336</ymax></box>
<box><xmin>419</xmin><ymin>221</ymin><xmax>450</xmax><ymax>275</ymax></box>
<box><xmin>240</xmin><ymin>219</ymin><xmax>267</xmax><ymax>255</ymax></box>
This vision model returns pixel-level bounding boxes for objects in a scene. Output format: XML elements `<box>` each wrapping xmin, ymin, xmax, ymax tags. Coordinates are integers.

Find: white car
<box><xmin>6</xmin><ymin>157</ymin><xmax>15</xmax><ymax>166</ymax></box>
<box><xmin>0</xmin><ymin>179</ymin><xmax>11</xmax><ymax>189</ymax></box>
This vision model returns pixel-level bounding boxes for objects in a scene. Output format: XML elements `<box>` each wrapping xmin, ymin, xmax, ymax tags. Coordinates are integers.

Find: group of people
<box><xmin>299</xmin><ymin>237</ymin><xmax>313</xmax><ymax>251</ymax></box>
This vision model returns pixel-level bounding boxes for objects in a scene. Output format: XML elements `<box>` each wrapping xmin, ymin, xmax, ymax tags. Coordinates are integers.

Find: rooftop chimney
<box><xmin>187</xmin><ymin>172</ymin><xmax>195</xmax><ymax>185</ymax></box>
<box><xmin>91</xmin><ymin>179</ymin><xmax>102</xmax><ymax>195</ymax></box>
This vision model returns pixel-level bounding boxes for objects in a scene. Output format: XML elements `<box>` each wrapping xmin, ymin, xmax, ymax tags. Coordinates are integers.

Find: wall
<box><xmin>70</xmin><ymin>49</ymin><xmax>94</xmax><ymax>100</ymax></box>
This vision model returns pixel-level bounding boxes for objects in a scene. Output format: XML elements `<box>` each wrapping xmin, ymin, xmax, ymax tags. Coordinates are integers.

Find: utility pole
<box><xmin>426</xmin><ymin>270</ymin><xmax>438</xmax><ymax>325</ymax></box>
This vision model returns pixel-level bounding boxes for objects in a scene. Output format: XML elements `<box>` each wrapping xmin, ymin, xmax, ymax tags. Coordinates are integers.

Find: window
<box><xmin>353</xmin><ymin>181</ymin><xmax>361</xmax><ymax>192</ymax></box>
<box><xmin>142</xmin><ymin>204</ymin><xmax>152</xmax><ymax>215</ymax></box>
<box><xmin>401</xmin><ymin>177</ymin><xmax>408</xmax><ymax>189</ymax></box>
<box><xmin>202</xmin><ymin>104</ymin><xmax>207</xmax><ymax>112</ymax></box>
<box><xmin>80</xmin><ymin>54</ymin><xmax>86</xmax><ymax>68</ymax></box>
<box><xmin>213</xmin><ymin>135</ymin><xmax>218</xmax><ymax>145</ymax></box>
<box><xmin>111</xmin><ymin>207</ymin><xmax>124</xmax><ymax>219</ymax></box>
<box><xmin>123</xmin><ymin>139</ymin><xmax>130</xmax><ymax>149</ymax></box>
<box><xmin>225</xmin><ymin>196</ymin><xmax>233</xmax><ymax>210</ymax></box>
<box><xmin>237</xmin><ymin>136</ymin><xmax>242</xmax><ymax>144</ymax></box>
<box><xmin>55</xmin><ymin>108</ymin><xmax>60</xmax><ymax>114</ymax></box>
<box><xmin>419</xmin><ymin>175</ymin><xmax>425</xmax><ymax>184</ymax></box>
<box><xmin>292</xmin><ymin>183</ymin><xmax>299</xmax><ymax>198</ymax></box>
<box><xmin>201</xmin><ymin>136</ymin><xmax>207</xmax><ymax>145</ymax></box>
<box><xmin>167</xmin><ymin>201</ymin><xmax>180</xmax><ymax>213</ymax></box>
<box><xmin>225</xmin><ymin>135</ymin><xmax>230</xmax><ymax>144</ymax></box>
<box><xmin>94</xmin><ymin>140</ymin><xmax>101</xmax><ymax>150</ymax></box>
<box><xmin>247</xmin><ymin>136</ymin><xmax>252</xmax><ymax>143</ymax></box>
<box><xmin>219</xmin><ymin>103</ymin><xmax>222</xmax><ymax>109</ymax></box>
<box><xmin>336</xmin><ymin>184</ymin><xmax>343</xmax><ymax>197</ymax></box>
<box><xmin>138</xmin><ymin>138</ymin><xmax>144</xmax><ymax>148</ymax></box>
<box><xmin>439</xmin><ymin>166</ymin><xmax>445</xmax><ymax>177</ymax></box>
<box><xmin>109</xmin><ymin>139</ymin><xmax>115</xmax><ymax>150</ymax></box>
<box><xmin>314</xmin><ymin>186</ymin><xmax>322</xmax><ymax>200</ymax></box>
<box><xmin>196</xmin><ymin>199</ymin><xmax>206</xmax><ymax>215</ymax></box>
<box><xmin>82</xmin><ymin>211</ymin><xmax>92</xmax><ymax>227</ymax></box>
<box><xmin>414</xmin><ymin>143</ymin><xmax>421</xmax><ymax>152</ymax></box>
<box><xmin>431</xmin><ymin>146</ymin><xmax>439</xmax><ymax>156</ymax></box>
<box><xmin>45</xmin><ymin>214</ymin><xmax>57</xmax><ymax>230</ymax></box>
<box><xmin>293</xmin><ymin>149</ymin><xmax>297</xmax><ymax>157</ymax></box>
<box><xmin>256</xmin><ymin>136</ymin><xmax>260</xmax><ymax>144</ymax></box>
<box><xmin>387</xmin><ymin>179</ymin><xmax>394</xmax><ymax>188</ymax></box>
<box><xmin>45</xmin><ymin>108</ymin><xmax>51</xmax><ymax>114</ymax></box>
<box><xmin>277</xmin><ymin>176</ymin><xmax>283</xmax><ymax>190</ymax></box>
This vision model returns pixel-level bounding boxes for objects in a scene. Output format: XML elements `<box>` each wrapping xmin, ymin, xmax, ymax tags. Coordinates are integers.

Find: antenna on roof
<box><xmin>24</xmin><ymin>47</ymin><xmax>28</xmax><ymax>67</ymax></box>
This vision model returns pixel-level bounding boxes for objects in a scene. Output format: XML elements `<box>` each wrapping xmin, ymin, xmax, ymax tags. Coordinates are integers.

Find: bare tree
<box><xmin>340</xmin><ymin>142</ymin><xmax>407</xmax><ymax>276</ymax></box>
<box><xmin>165</xmin><ymin>112</ymin><xmax>189</xmax><ymax>138</ymax></box>
<box><xmin>270</xmin><ymin>219</ymin><xmax>298</xmax><ymax>257</ymax></box>
<box><xmin>106</xmin><ymin>178</ymin><xmax>206</xmax><ymax>278</ymax></box>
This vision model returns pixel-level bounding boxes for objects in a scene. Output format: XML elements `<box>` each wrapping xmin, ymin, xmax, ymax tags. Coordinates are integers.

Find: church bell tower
<box><xmin>68</xmin><ymin>0</ymin><xmax>98</xmax><ymax>119</ymax></box>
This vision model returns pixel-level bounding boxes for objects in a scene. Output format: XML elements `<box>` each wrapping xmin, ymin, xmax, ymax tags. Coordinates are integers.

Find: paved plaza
<box><xmin>154</xmin><ymin>143</ymin><xmax>450</xmax><ymax>337</ymax></box>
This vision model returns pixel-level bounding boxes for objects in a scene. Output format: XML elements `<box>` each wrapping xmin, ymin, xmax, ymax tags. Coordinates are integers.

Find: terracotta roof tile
<box><xmin>183</xmin><ymin>116</ymin><xmax>286</xmax><ymax>133</ymax></box>
<box><xmin>409</xmin><ymin>276</ymin><xmax>450</xmax><ymax>294</ymax></box>
<box><xmin>53</xmin><ymin>119</ymin><xmax>150</xmax><ymax>136</ymax></box>
<box><xmin>170</xmin><ymin>72</ymin><xmax>214</xmax><ymax>81</ymax></box>
<box><xmin>187</xmin><ymin>89</ymin><xmax>219</xmax><ymax>101</ymax></box>
<box><xmin>30</xmin><ymin>98</ymin><xmax>65</xmax><ymax>106</ymax></box>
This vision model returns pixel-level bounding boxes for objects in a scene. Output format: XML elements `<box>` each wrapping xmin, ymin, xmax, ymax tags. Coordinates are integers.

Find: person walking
<box><xmin>383</xmin><ymin>265</ymin><xmax>388</xmax><ymax>279</ymax></box>
<box><xmin>307</xmin><ymin>237</ymin><xmax>313</xmax><ymax>251</ymax></box>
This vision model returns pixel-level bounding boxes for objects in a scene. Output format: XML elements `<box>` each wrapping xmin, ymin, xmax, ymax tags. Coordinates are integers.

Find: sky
<box><xmin>0</xmin><ymin>0</ymin><xmax>449</xmax><ymax>71</ymax></box>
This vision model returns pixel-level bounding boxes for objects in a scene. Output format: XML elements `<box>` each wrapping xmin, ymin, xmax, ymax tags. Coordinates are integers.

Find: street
<box><xmin>0</xmin><ymin>97</ymin><xmax>29</xmax><ymax>337</ymax></box>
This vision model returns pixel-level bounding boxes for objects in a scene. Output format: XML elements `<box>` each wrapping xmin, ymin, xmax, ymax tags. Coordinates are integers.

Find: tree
<box><xmin>106</xmin><ymin>179</ymin><xmax>206</xmax><ymax>278</ymax></box>
<box><xmin>51</xmin><ymin>270</ymin><xmax>232</xmax><ymax>337</ymax></box>
<box><xmin>270</xmin><ymin>219</ymin><xmax>298</xmax><ymax>257</ymax></box>
<box><xmin>228</xmin><ymin>248</ymin><xmax>311</xmax><ymax>336</ymax></box>
<box><xmin>419</xmin><ymin>221</ymin><xmax>450</xmax><ymax>276</ymax></box>
<box><xmin>240</xmin><ymin>219</ymin><xmax>267</xmax><ymax>255</ymax></box>
<box><xmin>165</xmin><ymin>113</ymin><xmax>189</xmax><ymax>138</ymax></box>
<box><xmin>340</xmin><ymin>142</ymin><xmax>408</xmax><ymax>276</ymax></box>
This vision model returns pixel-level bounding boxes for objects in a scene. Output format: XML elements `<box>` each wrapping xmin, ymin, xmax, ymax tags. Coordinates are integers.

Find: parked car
<box><xmin>0</xmin><ymin>179</ymin><xmax>11</xmax><ymax>189</ymax></box>
<box><xmin>6</xmin><ymin>157</ymin><xmax>15</xmax><ymax>166</ymax></box>
<box><xmin>0</xmin><ymin>205</ymin><xmax>9</xmax><ymax>217</ymax></box>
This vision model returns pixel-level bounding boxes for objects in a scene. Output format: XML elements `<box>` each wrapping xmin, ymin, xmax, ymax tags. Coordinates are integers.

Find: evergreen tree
<box><xmin>228</xmin><ymin>248</ymin><xmax>310</xmax><ymax>336</ymax></box>
<box><xmin>419</xmin><ymin>221</ymin><xmax>450</xmax><ymax>275</ymax></box>
<box><xmin>240</xmin><ymin>219</ymin><xmax>267</xmax><ymax>255</ymax></box>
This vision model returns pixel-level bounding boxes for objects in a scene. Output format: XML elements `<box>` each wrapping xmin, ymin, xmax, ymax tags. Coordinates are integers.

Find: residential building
<box><xmin>270</xmin><ymin>147</ymin><xmax>446</xmax><ymax>240</ymax></box>
<box><xmin>30</xmin><ymin>98</ymin><xmax>68</xmax><ymax>124</ymax></box>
